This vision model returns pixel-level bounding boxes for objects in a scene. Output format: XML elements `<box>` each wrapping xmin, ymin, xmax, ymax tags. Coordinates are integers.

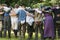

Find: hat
<box><xmin>34</xmin><ymin>8</ymin><xmax>42</xmax><ymax>13</ymax></box>
<box><xmin>44</xmin><ymin>6</ymin><xmax>52</xmax><ymax>12</ymax></box>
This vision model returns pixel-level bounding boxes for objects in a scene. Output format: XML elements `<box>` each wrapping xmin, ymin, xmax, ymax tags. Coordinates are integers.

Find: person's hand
<box><xmin>57</xmin><ymin>14</ymin><xmax>60</xmax><ymax>17</ymax></box>
<box><xmin>0</xmin><ymin>12</ymin><xmax>3</xmax><ymax>14</ymax></box>
<box><xmin>9</xmin><ymin>11</ymin><xmax>16</xmax><ymax>16</ymax></box>
<box><xmin>34</xmin><ymin>21</ymin><xmax>41</xmax><ymax>25</ymax></box>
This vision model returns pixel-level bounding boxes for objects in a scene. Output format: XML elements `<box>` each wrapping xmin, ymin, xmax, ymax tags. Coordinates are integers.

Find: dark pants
<box><xmin>0</xmin><ymin>15</ymin><xmax>4</xmax><ymax>37</ymax></box>
<box><xmin>3</xmin><ymin>16</ymin><xmax>11</xmax><ymax>38</ymax></box>
<box><xmin>27</xmin><ymin>22</ymin><xmax>34</xmax><ymax>40</ymax></box>
<box><xmin>58</xmin><ymin>27</ymin><xmax>60</xmax><ymax>37</ymax></box>
<box><xmin>13</xmin><ymin>30</ymin><xmax>18</xmax><ymax>38</ymax></box>
<box><xmin>0</xmin><ymin>31</ymin><xmax>2</xmax><ymax>37</ymax></box>
<box><xmin>56</xmin><ymin>23</ymin><xmax>60</xmax><ymax>37</ymax></box>
<box><xmin>0</xmin><ymin>21</ymin><xmax>2</xmax><ymax>37</ymax></box>
<box><xmin>18</xmin><ymin>21</ymin><xmax>26</xmax><ymax>39</ymax></box>
<box><xmin>53</xmin><ymin>19</ymin><xmax>56</xmax><ymax>38</ymax></box>
<box><xmin>34</xmin><ymin>22</ymin><xmax>43</xmax><ymax>40</ymax></box>
<box><xmin>54</xmin><ymin>19</ymin><xmax>60</xmax><ymax>38</ymax></box>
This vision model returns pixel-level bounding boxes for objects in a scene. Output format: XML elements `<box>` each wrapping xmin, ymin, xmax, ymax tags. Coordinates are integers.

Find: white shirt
<box><xmin>26</xmin><ymin>14</ymin><xmax>34</xmax><ymax>26</ymax></box>
<box><xmin>3</xmin><ymin>6</ymin><xmax>11</xmax><ymax>12</ymax></box>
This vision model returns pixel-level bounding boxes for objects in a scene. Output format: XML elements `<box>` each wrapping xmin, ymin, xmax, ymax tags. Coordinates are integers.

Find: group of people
<box><xmin>0</xmin><ymin>4</ymin><xmax>35</xmax><ymax>40</ymax></box>
<box><xmin>0</xmin><ymin>4</ymin><xmax>60</xmax><ymax>40</ymax></box>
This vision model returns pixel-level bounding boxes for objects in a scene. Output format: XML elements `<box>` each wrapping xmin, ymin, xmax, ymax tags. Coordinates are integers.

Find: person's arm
<box><xmin>26</xmin><ymin>12</ymin><xmax>34</xmax><ymax>17</ymax></box>
<box><xmin>24</xmin><ymin>9</ymin><xmax>34</xmax><ymax>17</ymax></box>
<box><xmin>0</xmin><ymin>12</ymin><xmax>4</xmax><ymax>14</ymax></box>
<box><xmin>0</xmin><ymin>9</ymin><xmax>4</xmax><ymax>14</ymax></box>
<box><xmin>9</xmin><ymin>10</ymin><xmax>16</xmax><ymax>16</ymax></box>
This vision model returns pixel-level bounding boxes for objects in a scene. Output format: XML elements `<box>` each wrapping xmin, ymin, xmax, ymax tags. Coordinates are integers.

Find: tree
<box><xmin>1</xmin><ymin>0</ymin><xmax>60</xmax><ymax>7</ymax></box>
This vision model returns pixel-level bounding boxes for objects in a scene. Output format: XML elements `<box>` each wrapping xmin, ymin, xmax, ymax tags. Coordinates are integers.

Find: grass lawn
<box><xmin>0</xmin><ymin>33</ymin><xmax>40</xmax><ymax>40</ymax></box>
<box><xmin>0</xmin><ymin>32</ymin><xmax>60</xmax><ymax>40</ymax></box>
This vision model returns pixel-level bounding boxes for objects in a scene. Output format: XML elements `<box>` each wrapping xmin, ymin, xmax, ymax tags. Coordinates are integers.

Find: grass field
<box><xmin>0</xmin><ymin>31</ymin><xmax>60</xmax><ymax>40</ymax></box>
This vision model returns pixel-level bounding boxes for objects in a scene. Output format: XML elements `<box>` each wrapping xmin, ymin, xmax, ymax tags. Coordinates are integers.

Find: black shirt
<box><xmin>52</xmin><ymin>8</ymin><xmax>60</xmax><ymax>21</ymax></box>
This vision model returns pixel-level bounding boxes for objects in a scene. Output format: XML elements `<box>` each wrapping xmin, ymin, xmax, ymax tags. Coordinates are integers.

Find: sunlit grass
<box><xmin>0</xmin><ymin>31</ymin><xmax>60</xmax><ymax>40</ymax></box>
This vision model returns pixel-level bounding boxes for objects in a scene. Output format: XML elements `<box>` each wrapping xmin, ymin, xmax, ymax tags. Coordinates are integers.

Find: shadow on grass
<box><xmin>0</xmin><ymin>32</ymin><xmax>60</xmax><ymax>40</ymax></box>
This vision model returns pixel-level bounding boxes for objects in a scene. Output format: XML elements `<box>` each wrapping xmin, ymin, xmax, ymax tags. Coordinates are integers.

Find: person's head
<box><xmin>43</xmin><ymin>6</ymin><xmax>52</xmax><ymax>13</ymax></box>
<box><xmin>20</xmin><ymin>3</ymin><xmax>25</xmax><ymax>8</ymax></box>
<box><xmin>0</xmin><ymin>4</ymin><xmax>7</xmax><ymax>10</ymax></box>
<box><xmin>14</xmin><ymin>4</ymin><xmax>19</xmax><ymax>8</ymax></box>
<box><xmin>2</xmin><ymin>4</ymin><xmax>7</xmax><ymax>7</ymax></box>
<box><xmin>0</xmin><ymin>5</ymin><xmax>3</xmax><ymax>12</ymax></box>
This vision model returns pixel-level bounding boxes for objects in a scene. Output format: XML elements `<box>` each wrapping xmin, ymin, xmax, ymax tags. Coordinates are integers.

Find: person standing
<box><xmin>43</xmin><ymin>7</ymin><xmax>55</xmax><ymax>40</ymax></box>
<box><xmin>2</xmin><ymin>4</ymin><xmax>11</xmax><ymax>38</ymax></box>
<box><xmin>17</xmin><ymin>5</ymin><xmax>26</xmax><ymax>40</ymax></box>
<box><xmin>0</xmin><ymin>5</ymin><xmax>4</xmax><ymax>37</ymax></box>
<box><xmin>34</xmin><ymin>8</ymin><xmax>43</xmax><ymax>40</ymax></box>
<box><xmin>26</xmin><ymin>9</ymin><xmax>34</xmax><ymax>40</ymax></box>
<box><xmin>10</xmin><ymin>4</ymin><xmax>19</xmax><ymax>38</ymax></box>
<box><xmin>52</xmin><ymin>5</ymin><xmax>60</xmax><ymax>38</ymax></box>
<box><xmin>16</xmin><ymin>4</ymin><xmax>34</xmax><ymax>40</ymax></box>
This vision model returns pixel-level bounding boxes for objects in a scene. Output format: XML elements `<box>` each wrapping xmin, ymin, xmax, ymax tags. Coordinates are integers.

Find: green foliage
<box><xmin>0</xmin><ymin>0</ymin><xmax>60</xmax><ymax>7</ymax></box>
<box><xmin>10</xmin><ymin>2</ymin><xmax>15</xmax><ymax>7</ymax></box>
<box><xmin>32</xmin><ymin>2</ymin><xmax>52</xmax><ymax>8</ymax></box>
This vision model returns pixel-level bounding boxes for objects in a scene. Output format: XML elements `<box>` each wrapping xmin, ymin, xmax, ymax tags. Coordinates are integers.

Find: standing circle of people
<box><xmin>0</xmin><ymin>4</ymin><xmax>60</xmax><ymax>40</ymax></box>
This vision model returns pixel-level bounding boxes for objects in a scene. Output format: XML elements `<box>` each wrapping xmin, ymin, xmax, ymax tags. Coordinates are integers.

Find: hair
<box><xmin>2</xmin><ymin>4</ymin><xmax>7</xmax><ymax>7</ymax></box>
<box><xmin>20</xmin><ymin>3</ymin><xmax>26</xmax><ymax>7</ymax></box>
<box><xmin>14</xmin><ymin>4</ymin><xmax>19</xmax><ymax>8</ymax></box>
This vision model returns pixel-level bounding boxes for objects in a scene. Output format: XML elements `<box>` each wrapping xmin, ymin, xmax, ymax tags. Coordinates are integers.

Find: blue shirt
<box><xmin>4</xmin><ymin>12</ymin><xmax>10</xmax><ymax>16</ymax></box>
<box><xmin>3</xmin><ymin>7</ymin><xmax>11</xmax><ymax>16</ymax></box>
<box><xmin>17</xmin><ymin>10</ymin><xmax>26</xmax><ymax>21</ymax></box>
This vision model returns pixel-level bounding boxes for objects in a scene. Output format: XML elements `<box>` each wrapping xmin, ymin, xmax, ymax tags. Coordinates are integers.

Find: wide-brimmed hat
<box><xmin>44</xmin><ymin>6</ymin><xmax>52</xmax><ymax>12</ymax></box>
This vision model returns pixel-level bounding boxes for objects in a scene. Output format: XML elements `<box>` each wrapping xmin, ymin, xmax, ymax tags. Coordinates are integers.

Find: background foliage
<box><xmin>0</xmin><ymin>0</ymin><xmax>60</xmax><ymax>7</ymax></box>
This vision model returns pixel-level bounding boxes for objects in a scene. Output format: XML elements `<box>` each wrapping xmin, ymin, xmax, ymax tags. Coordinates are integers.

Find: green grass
<box><xmin>0</xmin><ymin>32</ymin><xmax>40</xmax><ymax>40</ymax></box>
<box><xmin>0</xmin><ymin>32</ymin><xmax>60</xmax><ymax>40</ymax></box>
<box><xmin>0</xmin><ymin>38</ymin><xmax>18</xmax><ymax>40</ymax></box>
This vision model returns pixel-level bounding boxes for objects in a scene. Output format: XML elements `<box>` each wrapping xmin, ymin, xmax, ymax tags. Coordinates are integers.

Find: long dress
<box><xmin>44</xmin><ymin>13</ymin><xmax>55</xmax><ymax>38</ymax></box>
